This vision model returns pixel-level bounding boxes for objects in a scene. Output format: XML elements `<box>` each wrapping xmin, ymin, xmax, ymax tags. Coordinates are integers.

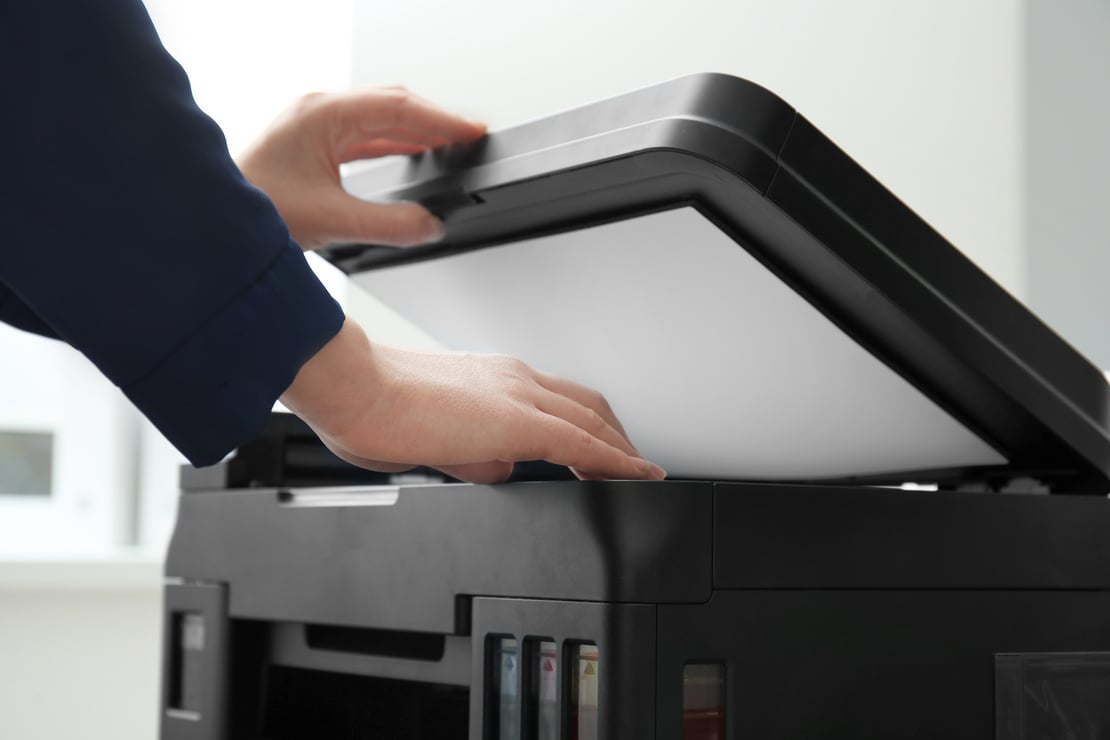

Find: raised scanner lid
<box><xmin>350</xmin><ymin>207</ymin><xmax>1004</xmax><ymax>481</ymax></box>
<box><xmin>329</xmin><ymin>74</ymin><xmax>1110</xmax><ymax>489</ymax></box>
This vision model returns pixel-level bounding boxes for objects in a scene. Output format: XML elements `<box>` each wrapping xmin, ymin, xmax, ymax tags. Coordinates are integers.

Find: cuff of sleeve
<box><xmin>124</xmin><ymin>240</ymin><xmax>344</xmax><ymax>467</ymax></box>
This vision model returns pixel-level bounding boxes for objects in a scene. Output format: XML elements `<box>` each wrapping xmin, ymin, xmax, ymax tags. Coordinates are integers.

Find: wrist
<box><xmin>280</xmin><ymin>318</ymin><xmax>388</xmax><ymax>446</ymax></box>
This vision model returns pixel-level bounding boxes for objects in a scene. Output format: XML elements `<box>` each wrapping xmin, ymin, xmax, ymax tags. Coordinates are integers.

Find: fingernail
<box><xmin>425</xmin><ymin>217</ymin><xmax>446</xmax><ymax>243</ymax></box>
<box><xmin>632</xmin><ymin>457</ymin><xmax>667</xmax><ymax>480</ymax></box>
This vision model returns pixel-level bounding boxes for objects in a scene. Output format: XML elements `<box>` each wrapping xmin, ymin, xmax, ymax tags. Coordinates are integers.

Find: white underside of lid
<box><xmin>349</xmin><ymin>206</ymin><xmax>1007</xmax><ymax>480</ymax></box>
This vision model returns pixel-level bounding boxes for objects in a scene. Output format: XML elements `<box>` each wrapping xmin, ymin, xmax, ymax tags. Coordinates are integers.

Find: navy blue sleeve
<box><xmin>0</xmin><ymin>283</ymin><xmax>60</xmax><ymax>338</ymax></box>
<box><xmin>3</xmin><ymin>0</ymin><xmax>346</xmax><ymax>466</ymax></box>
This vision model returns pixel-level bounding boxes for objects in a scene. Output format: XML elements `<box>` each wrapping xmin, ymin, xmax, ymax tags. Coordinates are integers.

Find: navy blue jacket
<box><xmin>2</xmin><ymin>0</ymin><xmax>345</xmax><ymax>465</ymax></box>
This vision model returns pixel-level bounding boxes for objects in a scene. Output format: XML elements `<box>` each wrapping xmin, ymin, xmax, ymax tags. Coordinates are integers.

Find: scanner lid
<box><xmin>323</xmin><ymin>73</ymin><xmax>1110</xmax><ymax>492</ymax></box>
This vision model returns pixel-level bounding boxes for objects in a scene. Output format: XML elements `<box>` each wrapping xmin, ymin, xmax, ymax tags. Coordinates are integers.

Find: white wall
<box><xmin>351</xmin><ymin>0</ymin><xmax>1027</xmax><ymax>302</ymax></box>
<box><xmin>0</xmin><ymin>561</ymin><xmax>162</xmax><ymax>740</ymax></box>
<box><xmin>1025</xmin><ymin>0</ymin><xmax>1110</xmax><ymax>366</ymax></box>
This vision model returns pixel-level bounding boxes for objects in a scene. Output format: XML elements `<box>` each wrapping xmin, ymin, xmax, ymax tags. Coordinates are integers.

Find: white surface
<box><xmin>0</xmin><ymin>586</ymin><xmax>162</xmax><ymax>740</ymax></box>
<box><xmin>353</xmin><ymin>208</ymin><xmax>1006</xmax><ymax>480</ymax></box>
<box><xmin>0</xmin><ymin>553</ymin><xmax>162</xmax><ymax>592</ymax></box>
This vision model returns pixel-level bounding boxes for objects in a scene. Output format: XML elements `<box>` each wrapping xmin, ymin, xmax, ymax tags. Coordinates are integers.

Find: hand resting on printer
<box><xmin>281</xmin><ymin>319</ymin><xmax>667</xmax><ymax>484</ymax></box>
<box><xmin>238</xmin><ymin>87</ymin><xmax>666</xmax><ymax>484</ymax></box>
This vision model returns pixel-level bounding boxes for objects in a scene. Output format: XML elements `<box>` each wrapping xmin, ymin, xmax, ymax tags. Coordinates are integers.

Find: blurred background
<box><xmin>1</xmin><ymin>1</ymin><xmax>1107</xmax><ymax>737</ymax></box>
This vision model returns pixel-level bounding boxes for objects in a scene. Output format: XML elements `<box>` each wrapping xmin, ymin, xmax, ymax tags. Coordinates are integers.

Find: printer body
<box><xmin>161</xmin><ymin>75</ymin><xmax>1110</xmax><ymax>740</ymax></box>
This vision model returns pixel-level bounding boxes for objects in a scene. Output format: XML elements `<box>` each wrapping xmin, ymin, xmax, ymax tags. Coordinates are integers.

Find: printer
<box><xmin>160</xmin><ymin>74</ymin><xmax>1110</xmax><ymax>740</ymax></box>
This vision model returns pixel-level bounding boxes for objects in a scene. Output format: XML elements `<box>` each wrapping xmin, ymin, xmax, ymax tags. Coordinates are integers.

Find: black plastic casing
<box><xmin>162</xmin><ymin>477</ymin><xmax>1110</xmax><ymax>739</ymax></box>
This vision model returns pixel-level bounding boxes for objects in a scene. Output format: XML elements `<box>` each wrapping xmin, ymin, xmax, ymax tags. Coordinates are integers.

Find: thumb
<box><xmin>329</xmin><ymin>193</ymin><xmax>446</xmax><ymax>247</ymax></box>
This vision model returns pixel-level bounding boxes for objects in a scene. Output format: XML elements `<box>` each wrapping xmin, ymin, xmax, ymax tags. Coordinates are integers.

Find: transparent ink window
<box><xmin>490</xmin><ymin>637</ymin><xmax>520</xmax><ymax>740</ymax></box>
<box><xmin>569</xmin><ymin>643</ymin><xmax>599</xmax><ymax>740</ymax></box>
<box><xmin>683</xmin><ymin>663</ymin><xmax>725</xmax><ymax>740</ymax></box>
<box><xmin>528</xmin><ymin>639</ymin><xmax>558</xmax><ymax>740</ymax></box>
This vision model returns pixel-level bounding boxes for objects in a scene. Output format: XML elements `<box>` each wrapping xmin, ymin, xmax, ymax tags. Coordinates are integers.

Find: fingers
<box><xmin>339</xmin><ymin>139</ymin><xmax>430</xmax><ymax>163</ymax></box>
<box><xmin>524</xmin><ymin>414</ymin><xmax>666</xmax><ymax>481</ymax></box>
<box><xmin>333</xmin><ymin>86</ymin><xmax>486</xmax><ymax>148</ymax></box>
<box><xmin>532</xmin><ymin>388</ymin><xmax>639</xmax><ymax>459</ymax></box>
<box><xmin>509</xmin><ymin>359</ymin><xmax>659</xmax><ymax>479</ymax></box>
<box><xmin>323</xmin><ymin>193</ymin><xmax>445</xmax><ymax>247</ymax></box>
<box><xmin>338</xmin><ymin>128</ymin><xmax>455</xmax><ymax>163</ymax></box>
<box><xmin>355</xmin><ymin>127</ymin><xmax>454</xmax><ymax>148</ymax></box>
<box><xmin>532</xmin><ymin>370</ymin><xmax>635</xmax><ymax>450</ymax></box>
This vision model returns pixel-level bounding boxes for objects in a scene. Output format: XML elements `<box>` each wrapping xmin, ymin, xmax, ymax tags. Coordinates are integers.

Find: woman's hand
<box><xmin>249</xmin><ymin>88</ymin><xmax>662</xmax><ymax>484</ymax></box>
<box><xmin>280</xmin><ymin>319</ymin><xmax>666</xmax><ymax>484</ymax></box>
<box><xmin>237</xmin><ymin>86</ymin><xmax>486</xmax><ymax>251</ymax></box>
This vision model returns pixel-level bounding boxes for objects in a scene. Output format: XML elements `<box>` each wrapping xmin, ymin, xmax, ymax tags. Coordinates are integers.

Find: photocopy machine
<box><xmin>161</xmin><ymin>74</ymin><xmax>1110</xmax><ymax>740</ymax></box>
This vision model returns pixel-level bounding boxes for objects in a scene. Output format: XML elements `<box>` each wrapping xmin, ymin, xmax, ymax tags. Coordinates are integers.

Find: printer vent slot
<box><xmin>304</xmin><ymin>624</ymin><xmax>446</xmax><ymax>662</ymax></box>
